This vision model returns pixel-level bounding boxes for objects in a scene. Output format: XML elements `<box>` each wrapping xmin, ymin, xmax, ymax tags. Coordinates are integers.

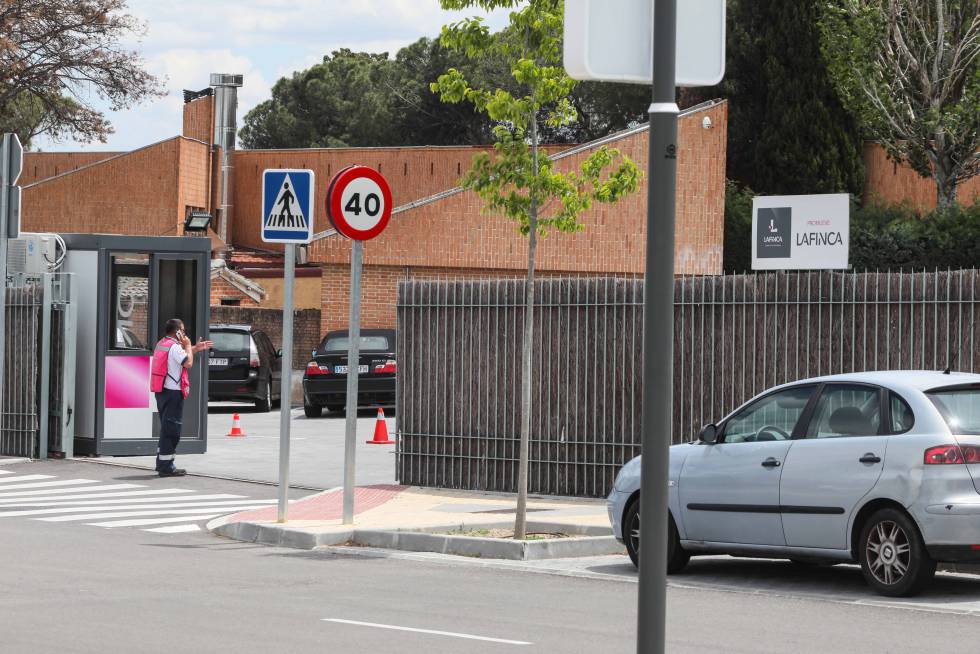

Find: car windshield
<box><xmin>928</xmin><ymin>387</ymin><xmax>980</xmax><ymax>435</ymax></box>
<box><xmin>210</xmin><ymin>331</ymin><xmax>250</xmax><ymax>352</ymax></box>
<box><xmin>322</xmin><ymin>335</ymin><xmax>390</xmax><ymax>352</ymax></box>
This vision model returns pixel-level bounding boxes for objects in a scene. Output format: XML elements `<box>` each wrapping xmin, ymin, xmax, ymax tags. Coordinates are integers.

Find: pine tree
<box><xmin>724</xmin><ymin>0</ymin><xmax>865</xmax><ymax>196</ymax></box>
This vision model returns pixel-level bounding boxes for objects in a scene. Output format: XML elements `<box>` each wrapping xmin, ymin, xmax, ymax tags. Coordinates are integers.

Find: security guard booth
<box><xmin>61</xmin><ymin>234</ymin><xmax>211</xmax><ymax>456</ymax></box>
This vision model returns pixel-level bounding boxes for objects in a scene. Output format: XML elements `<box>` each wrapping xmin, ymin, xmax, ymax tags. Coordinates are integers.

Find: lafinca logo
<box><xmin>757</xmin><ymin>207</ymin><xmax>791</xmax><ymax>258</ymax></box>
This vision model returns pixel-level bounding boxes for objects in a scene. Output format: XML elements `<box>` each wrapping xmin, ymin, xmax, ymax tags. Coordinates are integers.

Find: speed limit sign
<box><xmin>326</xmin><ymin>165</ymin><xmax>393</xmax><ymax>240</ymax></box>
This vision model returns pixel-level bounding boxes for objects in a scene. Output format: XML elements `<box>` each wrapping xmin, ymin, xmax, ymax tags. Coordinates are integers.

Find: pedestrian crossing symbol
<box><xmin>261</xmin><ymin>169</ymin><xmax>315</xmax><ymax>244</ymax></box>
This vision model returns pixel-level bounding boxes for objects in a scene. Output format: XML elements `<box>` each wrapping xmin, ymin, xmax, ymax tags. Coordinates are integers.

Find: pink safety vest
<box><xmin>151</xmin><ymin>337</ymin><xmax>190</xmax><ymax>399</ymax></box>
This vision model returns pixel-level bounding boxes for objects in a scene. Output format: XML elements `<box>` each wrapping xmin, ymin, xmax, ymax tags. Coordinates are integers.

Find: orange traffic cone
<box><xmin>367</xmin><ymin>407</ymin><xmax>395</xmax><ymax>445</ymax></box>
<box><xmin>226</xmin><ymin>413</ymin><xmax>246</xmax><ymax>437</ymax></box>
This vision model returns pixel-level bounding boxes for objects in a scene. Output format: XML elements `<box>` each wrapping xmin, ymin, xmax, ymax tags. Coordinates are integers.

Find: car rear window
<box><xmin>210</xmin><ymin>331</ymin><xmax>250</xmax><ymax>352</ymax></box>
<box><xmin>322</xmin><ymin>335</ymin><xmax>390</xmax><ymax>352</ymax></box>
<box><xmin>928</xmin><ymin>386</ymin><xmax>980</xmax><ymax>435</ymax></box>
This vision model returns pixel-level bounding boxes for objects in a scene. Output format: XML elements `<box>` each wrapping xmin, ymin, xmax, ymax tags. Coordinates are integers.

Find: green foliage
<box><xmin>717</xmin><ymin>0</ymin><xmax>866</xmax><ymax>196</ymax></box>
<box><xmin>819</xmin><ymin>1</ymin><xmax>980</xmax><ymax>208</ymax></box>
<box><xmin>430</xmin><ymin>0</ymin><xmax>641</xmax><ymax>238</ymax></box>
<box><xmin>850</xmin><ymin>202</ymin><xmax>980</xmax><ymax>271</ymax></box>
<box><xmin>723</xmin><ymin>181</ymin><xmax>756</xmax><ymax>273</ymax></box>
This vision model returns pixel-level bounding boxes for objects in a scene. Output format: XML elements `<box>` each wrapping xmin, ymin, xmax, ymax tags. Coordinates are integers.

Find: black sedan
<box><xmin>207</xmin><ymin>324</ymin><xmax>282</xmax><ymax>412</ymax></box>
<box><xmin>302</xmin><ymin>328</ymin><xmax>396</xmax><ymax>417</ymax></box>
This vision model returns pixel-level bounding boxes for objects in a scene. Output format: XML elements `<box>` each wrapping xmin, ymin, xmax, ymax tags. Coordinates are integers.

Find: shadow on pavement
<box><xmin>671</xmin><ymin>557</ymin><xmax>980</xmax><ymax>607</ymax></box>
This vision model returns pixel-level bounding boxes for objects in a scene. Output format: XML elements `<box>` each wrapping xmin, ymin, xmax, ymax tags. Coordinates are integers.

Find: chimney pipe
<box><xmin>210</xmin><ymin>73</ymin><xmax>243</xmax><ymax>250</ymax></box>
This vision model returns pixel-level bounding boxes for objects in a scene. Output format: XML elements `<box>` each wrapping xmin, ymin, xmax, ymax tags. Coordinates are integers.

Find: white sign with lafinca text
<box><xmin>752</xmin><ymin>194</ymin><xmax>850</xmax><ymax>270</ymax></box>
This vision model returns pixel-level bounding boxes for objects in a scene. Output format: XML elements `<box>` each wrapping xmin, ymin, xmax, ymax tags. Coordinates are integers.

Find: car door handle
<box><xmin>859</xmin><ymin>453</ymin><xmax>882</xmax><ymax>464</ymax></box>
<box><xmin>761</xmin><ymin>457</ymin><xmax>781</xmax><ymax>468</ymax></box>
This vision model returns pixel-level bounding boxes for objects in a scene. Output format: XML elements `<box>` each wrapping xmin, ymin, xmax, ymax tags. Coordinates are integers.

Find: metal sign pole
<box><xmin>342</xmin><ymin>240</ymin><xmax>364</xmax><ymax>525</ymax></box>
<box><xmin>277</xmin><ymin>244</ymin><xmax>296</xmax><ymax>522</ymax></box>
<box><xmin>637</xmin><ymin>0</ymin><xmax>677</xmax><ymax>652</ymax></box>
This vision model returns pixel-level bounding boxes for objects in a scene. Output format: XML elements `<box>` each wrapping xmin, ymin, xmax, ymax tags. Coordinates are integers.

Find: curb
<box><xmin>209</xmin><ymin>516</ymin><xmax>623</xmax><ymax>560</ymax></box>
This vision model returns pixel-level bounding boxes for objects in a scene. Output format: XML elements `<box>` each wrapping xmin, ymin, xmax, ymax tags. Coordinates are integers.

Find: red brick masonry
<box><xmin>227</xmin><ymin>485</ymin><xmax>408</xmax><ymax>523</ymax></box>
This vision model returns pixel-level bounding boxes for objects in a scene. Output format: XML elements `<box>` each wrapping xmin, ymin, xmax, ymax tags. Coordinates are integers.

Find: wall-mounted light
<box><xmin>702</xmin><ymin>116</ymin><xmax>713</xmax><ymax>130</ymax></box>
<box><xmin>183</xmin><ymin>211</ymin><xmax>212</xmax><ymax>234</ymax></box>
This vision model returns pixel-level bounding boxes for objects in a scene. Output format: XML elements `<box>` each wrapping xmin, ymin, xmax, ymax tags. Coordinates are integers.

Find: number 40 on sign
<box><xmin>326</xmin><ymin>165</ymin><xmax>393</xmax><ymax>241</ymax></box>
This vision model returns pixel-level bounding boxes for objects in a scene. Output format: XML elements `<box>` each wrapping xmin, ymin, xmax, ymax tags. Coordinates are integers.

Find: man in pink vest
<box><xmin>152</xmin><ymin>318</ymin><xmax>212</xmax><ymax>477</ymax></box>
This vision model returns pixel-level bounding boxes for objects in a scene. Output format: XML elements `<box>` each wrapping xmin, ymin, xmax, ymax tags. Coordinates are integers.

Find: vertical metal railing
<box><xmin>396</xmin><ymin>270</ymin><xmax>980</xmax><ymax>498</ymax></box>
<box><xmin>0</xmin><ymin>273</ymin><xmax>76</xmax><ymax>459</ymax></box>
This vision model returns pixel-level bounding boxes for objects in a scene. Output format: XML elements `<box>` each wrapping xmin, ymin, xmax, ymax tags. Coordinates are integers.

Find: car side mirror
<box><xmin>698</xmin><ymin>423</ymin><xmax>718</xmax><ymax>444</ymax></box>
<box><xmin>276</xmin><ymin>349</ymin><xmax>283</xmax><ymax>358</ymax></box>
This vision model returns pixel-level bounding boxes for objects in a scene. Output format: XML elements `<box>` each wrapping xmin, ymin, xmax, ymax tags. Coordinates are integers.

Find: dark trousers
<box><xmin>155</xmin><ymin>389</ymin><xmax>184</xmax><ymax>472</ymax></box>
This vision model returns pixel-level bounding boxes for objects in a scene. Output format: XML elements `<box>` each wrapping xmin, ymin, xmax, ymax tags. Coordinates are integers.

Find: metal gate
<box><xmin>0</xmin><ymin>273</ymin><xmax>77</xmax><ymax>459</ymax></box>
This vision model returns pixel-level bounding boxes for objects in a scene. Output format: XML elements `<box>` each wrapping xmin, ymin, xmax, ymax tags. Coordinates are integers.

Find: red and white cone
<box><xmin>366</xmin><ymin>407</ymin><xmax>395</xmax><ymax>445</ymax></box>
<box><xmin>226</xmin><ymin>413</ymin><xmax>246</xmax><ymax>437</ymax></box>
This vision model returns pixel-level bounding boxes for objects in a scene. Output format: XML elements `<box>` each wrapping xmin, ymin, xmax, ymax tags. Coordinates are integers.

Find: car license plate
<box><xmin>334</xmin><ymin>365</ymin><xmax>369</xmax><ymax>374</ymax></box>
<box><xmin>209</xmin><ymin>358</ymin><xmax>228</xmax><ymax>366</ymax></box>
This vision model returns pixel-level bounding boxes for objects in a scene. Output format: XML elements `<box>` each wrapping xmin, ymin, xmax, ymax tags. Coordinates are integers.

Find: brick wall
<box><xmin>22</xmin><ymin>138</ymin><xmax>187</xmax><ymax>236</ymax></box>
<box><xmin>230</xmin><ymin>144</ymin><xmax>569</xmax><ymax>252</ymax></box>
<box><xmin>210</xmin><ymin>275</ymin><xmax>261</xmax><ymax>307</ymax></box>
<box><xmin>183</xmin><ymin>95</ymin><xmax>214</xmax><ymax>144</ymax></box>
<box><xmin>177</xmin><ymin>138</ymin><xmax>212</xmax><ymax>226</ymax></box>
<box><xmin>20</xmin><ymin>152</ymin><xmax>123</xmax><ymax>186</ymax></box>
<box><xmin>863</xmin><ymin>143</ymin><xmax>980</xmax><ymax>212</ymax></box>
<box><xmin>209</xmin><ymin>306</ymin><xmax>322</xmax><ymax>368</ymax></box>
<box><xmin>308</xmin><ymin>101</ymin><xmax>727</xmax><ymax>276</ymax></box>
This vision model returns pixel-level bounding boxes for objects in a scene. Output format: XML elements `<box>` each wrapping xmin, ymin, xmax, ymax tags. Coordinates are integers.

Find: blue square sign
<box><xmin>262</xmin><ymin>169</ymin><xmax>314</xmax><ymax>244</ymax></box>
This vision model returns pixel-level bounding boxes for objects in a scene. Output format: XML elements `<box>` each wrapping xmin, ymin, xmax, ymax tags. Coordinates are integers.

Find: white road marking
<box><xmin>0</xmin><ymin>475</ymin><xmax>54</xmax><ymax>484</ymax></box>
<box><xmin>143</xmin><ymin>524</ymin><xmax>202</xmax><ymax>534</ymax></box>
<box><xmin>0</xmin><ymin>469</ymin><xmax>13</xmax><ymax>474</ymax></box>
<box><xmin>0</xmin><ymin>484</ymin><xmax>143</xmax><ymax>498</ymax></box>
<box><xmin>0</xmin><ymin>493</ymin><xmax>246</xmax><ymax>508</ymax></box>
<box><xmin>0</xmin><ymin>499</ymin><xmax>276</xmax><ymax>518</ymax></box>
<box><xmin>0</xmin><ymin>489</ymin><xmax>196</xmax><ymax>504</ymax></box>
<box><xmin>89</xmin><ymin>514</ymin><xmax>226</xmax><ymax>528</ymax></box>
<box><xmin>38</xmin><ymin>504</ymin><xmax>273</xmax><ymax>522</ymax></box>
<box><xmin>321</xmin><ymin>619</ymin><xmax>533</xmax><ymax>646</ymax></box>
<box><xmin>0</xmin><ymin>479</ymin><xmax>100</xmax><ymax>492</ymax></box>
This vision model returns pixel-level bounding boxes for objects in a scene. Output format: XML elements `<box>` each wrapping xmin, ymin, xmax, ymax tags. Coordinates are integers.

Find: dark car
<box><xmin>207</xmin><ymin>324</ymin><xmax>282</xmax><ymax>412</ymax></box>
<box><xmin>303</xmin><ymin>328</ymin><xmax>396</xmax><ymax>418</ymax></box>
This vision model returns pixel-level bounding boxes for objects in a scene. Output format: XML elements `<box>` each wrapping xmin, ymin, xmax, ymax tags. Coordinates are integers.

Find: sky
<box><xmin>34</xmin><ymin>1</ymin><xmax>509</xmax><ymax>152</ymax></box>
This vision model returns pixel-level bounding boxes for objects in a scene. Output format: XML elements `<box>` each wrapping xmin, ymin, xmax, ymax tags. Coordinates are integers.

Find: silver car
<box><xmin>608</xmin><ymin>370</ymin><xmax>980</xmax><ymax>596</ymax></box>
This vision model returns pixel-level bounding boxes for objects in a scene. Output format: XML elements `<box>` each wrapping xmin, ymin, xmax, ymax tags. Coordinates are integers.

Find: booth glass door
<box><xmin>153</xmin><ymin>255</ymin><xmax>204</xmax><ymax>441</ymax></box>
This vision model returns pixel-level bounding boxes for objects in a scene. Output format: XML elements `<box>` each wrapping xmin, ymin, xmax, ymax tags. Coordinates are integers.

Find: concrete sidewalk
<box><xmin>210</xmin><ymin>486</ymin><xmax>624</xmax><ymax>560</ymax></box>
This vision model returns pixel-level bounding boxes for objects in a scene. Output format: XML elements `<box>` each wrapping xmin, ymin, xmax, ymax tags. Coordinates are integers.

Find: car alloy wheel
<box><xmin>858</xmin><ymin>508</ymin><xmax>935</xmax><ymax>597</ymax></box>
<box><xmin>865</xmin><ymin>520</ymin><xmax>911</xmax><ymax>586</ymax></box>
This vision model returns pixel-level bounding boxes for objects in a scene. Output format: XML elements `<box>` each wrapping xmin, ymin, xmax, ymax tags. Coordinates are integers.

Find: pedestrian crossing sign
<box><xmin>261</xmin><ymin>169</ymin><xmax>315</xmax><ymax>244</ymax></box>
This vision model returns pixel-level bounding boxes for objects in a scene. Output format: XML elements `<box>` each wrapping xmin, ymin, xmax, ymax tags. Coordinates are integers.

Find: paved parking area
<box><xmin>99</xmin><ymin>404</ymin><xmax>397</xmax><ymax>490</ymax></box>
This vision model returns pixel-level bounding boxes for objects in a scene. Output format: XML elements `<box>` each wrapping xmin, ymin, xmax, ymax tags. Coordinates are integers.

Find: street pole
<box><xmin>342</xmin><ymin>239</ymin><xmax>364</xmax><ymax>525</ymax></box>
<box><xmin>637</xmin><ymin>0</ymin><xmax>677</xmax><ymax>652</ymax></box>
<box><xmin>277</xmin><ymin>244</ymin><xmax>296</xmax><ymax>522</ymax></box>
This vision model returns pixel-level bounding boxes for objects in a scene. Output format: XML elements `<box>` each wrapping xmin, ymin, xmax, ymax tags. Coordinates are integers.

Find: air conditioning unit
<box><xmin>7</xmin><ymin>233</ymin><xmax>61</xmax><ymax>274</ymax></box>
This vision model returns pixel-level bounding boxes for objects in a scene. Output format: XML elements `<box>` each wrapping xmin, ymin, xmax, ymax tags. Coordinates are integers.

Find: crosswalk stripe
<box><xmin>38</xmin><ymin>504</ymin><xmax>273</xmax><ymax>522</ymax></box>
<box><xmin>143</xmin><ymin>524</ymin><xmax>202</xmax><ymax>534</ymax></box>
<box><xmin>0</xmin><ymin>479</ymin><xmax>101</xmax><ymax>492</ymax></box>
<box><xmin>89</xmin><ymin>514</ymin><xmax>225</xmax><ymax>528</ymax></box>
<box><xmin>0</xmin><ymin>499</ymin><xmax>277</xmax><ymax>518</ymax></box>
<box><xmin>0</xmin><ymin>493</ymin><xmax>246</xmax><ymax>508</ymax></box>
<box><xmin>0</xmin><ymin>475</ymin><xmax>55</xmax><ymax>484</ymax></box>
<box><xmin>0</xmin><ymin>488</ymin><xmax>192</xmax><ymax>503</ymax></box>
<box><xmin>0</xmin><ymin>470</ymin><xmax>14</xmax><ymax>474</ymax></box>
<box><xmin>0</xmin><ymin>484</ymin><xmax>147</xmax><ymax>499</ymax></box>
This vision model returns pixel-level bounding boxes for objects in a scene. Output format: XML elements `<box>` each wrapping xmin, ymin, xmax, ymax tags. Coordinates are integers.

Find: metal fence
<box><xmin>396</xmin><ymin>270</ymin><xmax>980</xmax><ymax>498</ymax></box>
<box><xmin>0</xmin><ymin>273</ymin><xmax>77</xmax><ymax>459</ymax></box>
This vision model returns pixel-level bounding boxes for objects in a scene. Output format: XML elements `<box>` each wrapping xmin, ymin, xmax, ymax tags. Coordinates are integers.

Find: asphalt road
<box><xmin>119</xmin><ymin>404</ymin><xmax>396</xmax><ymax>489</ymax></box>
<box><xmin>5</xmin><ymin>460</ymin><xmax>980</xmax><ymax>653</ymax></box>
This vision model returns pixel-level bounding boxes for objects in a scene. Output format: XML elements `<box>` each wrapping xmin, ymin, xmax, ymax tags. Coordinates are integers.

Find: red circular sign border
<box><xmin>326</xmin><ymin>165</ymin><xmax>393</xmax><ymax>241</ymax></box>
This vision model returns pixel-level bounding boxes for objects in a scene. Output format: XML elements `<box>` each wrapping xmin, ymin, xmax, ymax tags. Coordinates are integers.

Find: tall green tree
<box><xmin>820</xmin><ymin>0</ymin><xmax>980</xmax><ymax>208</ymax></box>
<box><xmin>431</xmin><ymin>0</ymin><xmax>640</xmax><ymax>539</ymax></box>
<box><xmin>721</xmin><ymin>0</ymin><xmax>866</xmax><ymax>196</ymax></box>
